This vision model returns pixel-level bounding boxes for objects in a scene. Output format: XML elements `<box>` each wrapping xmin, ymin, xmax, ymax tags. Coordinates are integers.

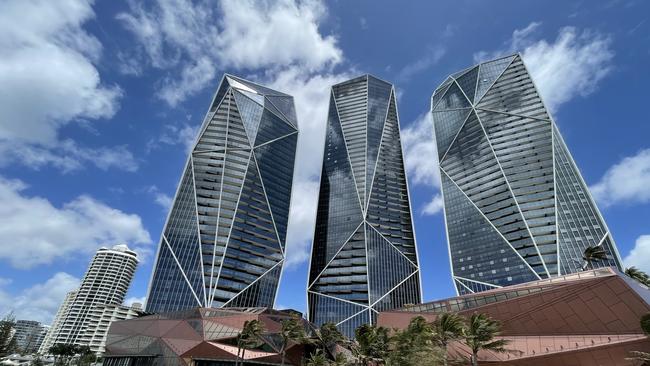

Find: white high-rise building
<box><xmin>52</xmin><ymin>245</ymin><xmax>138</xmax><ymax>347</ymax></box>
<box><xmin>80</xmin><ymin>303</ymin><xmax>143</xmax><ymax>355</ymax></box>
<box><xmin>39</xmin><ymin>291</ymin><xmax>76</xmax><ymax>354</ymax></box>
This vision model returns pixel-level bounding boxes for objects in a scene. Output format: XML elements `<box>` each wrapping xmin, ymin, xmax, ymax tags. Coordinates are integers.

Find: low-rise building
<box><xmin>79</xmin><ymin>303</ymin><xmax>144</xmax><ymax>355</ymax></box>
<box><xmin>378</xmin><ymin>267</ymin><xmax>650</xmax><ymax>365</ymax></box>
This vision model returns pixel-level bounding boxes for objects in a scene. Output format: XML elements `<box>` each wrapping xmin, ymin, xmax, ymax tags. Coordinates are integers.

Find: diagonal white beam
<box><xmin>162</xmin><ymin>236</ymin><xmax>202</xmax><ymax>306</ymax></box>
<box><xmin>308</xmin><ymin>221</ymin><xmax>365</xmax><ymax>288</ymax></box>
<box><xmin>440</xmin><ymin>167</ymin><xmax>542</xmax><ymax>280</ymax></box>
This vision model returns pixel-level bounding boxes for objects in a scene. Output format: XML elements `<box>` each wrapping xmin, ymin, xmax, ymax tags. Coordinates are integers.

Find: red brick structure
<box><xmin>104</xmin><ymin>307</ymin><xmax>309</xmax><ymax>366</ymax></box>
<box><xmin>378</xmin><ymin>268</ymin><xmax>650</xmax><ymax>365</ymax></box>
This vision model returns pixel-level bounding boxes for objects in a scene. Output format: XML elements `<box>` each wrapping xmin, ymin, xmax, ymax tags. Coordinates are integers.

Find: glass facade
<box><xmin>146</xmin><ymin>75</ymin><xmax>298</xmax><ymax>313</ymax></box>
<box><xmin>432</xmin><ymin>54</ymin><xmax>623</xmax><ymax>295</ymax></box>
<box><xmin>308</xmin><ymin>75</ymin><xmax>421</xmax><ymax>337</ymax></box>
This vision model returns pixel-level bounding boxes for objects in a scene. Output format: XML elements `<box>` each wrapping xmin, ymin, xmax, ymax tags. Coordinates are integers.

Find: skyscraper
<box><xmin>13</xmin><ymin>320</ymin><xmax>48</xmax><ymax>354</ymax></box>
<box><xmin>431</xmin><ymin>54</ymin><xmax>623</xmax><ymax>295</ymax></box>
<box><xmin>308</xmin><ymin>75</ymin><xmax>421</xmax><ymax>337</ymax></box>
<box><xmin>39</xmin><ymin>291</ymin><xmax>76</xmax><ymax>354</ymax></box>
<box><xmin>53</xmin><ymin>245</ymin><xmax>138</xmax><ymax>346</ymax></box>
<box><xmin>146</xmin><ymin>75</ymin><xmax>298</xmax><ymax>313</ymax></box>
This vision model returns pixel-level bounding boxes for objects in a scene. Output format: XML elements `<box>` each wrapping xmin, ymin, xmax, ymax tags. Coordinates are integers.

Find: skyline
<box><xmin>0</xmin><ymin>0</ymin><xmax>649</xmax><ymax>324</ymax></box>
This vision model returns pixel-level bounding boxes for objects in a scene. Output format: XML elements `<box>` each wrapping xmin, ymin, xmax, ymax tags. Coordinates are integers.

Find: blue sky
<box><xmin>1</xmin><ymin>0</ymin><xmax>649</xmax><ymax>323</ymax></box>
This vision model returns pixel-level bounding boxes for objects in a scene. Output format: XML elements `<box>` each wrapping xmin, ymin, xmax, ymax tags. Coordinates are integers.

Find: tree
<box><xmin>581</xmin><ymin>245</ymin><xmax>608</xmax><ymax>270</ymax></box>
<box><xmin>462</xmin><ymin>313</ymin><xmax>510</xmax><ymax>366</ymax></box>
<box><xmin>354</xmin><ymin>323</ymin><xmax>390</xmax><ymax>365</ymax></box>
<box><xmin>389</xmin><ymin>316</ymin><xmax>443</xmax><ymax>366</ymax></box>
<box><xmin>432</xmin><ymin>312</ymin><xmax>465</xmax><ymax>366</ymax></box>
<box><xmin>49</xmin><ymin>344</ymin><xmax>77</xmax><ymax>366</ymax></box>
<box><xmin>279</xmin><ymin>316</ymin><xmax>305</xmax><ymax>366</ymax></box>
<box><xmin>236</xmin><ymin>320</ymin><xmax>264</xmax><ymax>366</ymax></box>
<box><xmin>642</xmin><ymin>313</ymin><xmax>650</xmax><ymax>335</ymax></box>
<box><xmin>305</xmin><ymin>349</ymin><xmax>328</xmax><ymax>366</ymax></box>
<box><xmin>75</xmin><ymin>346</ymin><xmax>96</xmax><ymax>366</ymax></box>
<box><xmin>0</xmin><ymin>313</ymin><xmax>16</xmax><ymax>357</ymax></box>
<box><xmin>311</xmin><ymin>323</ymin><xmax>347</xmax><ymax>360</ymax></box>
<box><xmin>626</xmin><ymin>267</ymin><xmax>650</xmax><ymax>287</ymax></box>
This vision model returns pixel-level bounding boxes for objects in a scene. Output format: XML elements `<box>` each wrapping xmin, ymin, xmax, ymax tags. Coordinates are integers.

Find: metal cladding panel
<box><xmin>377</xmin><ymin>269</ymin><xmax>650</xmax><ymax>365</ymax></box>
<box><xmin>432</xmin><ymin>54</ymin><xmax>622</xmax><ymax>295</ymax></box>
<box><xmin>146</xmin><ymin>76</ymin><xmax>298</xmax><ymax>312</ymax></box>
<box><xmin>309</xmin><ymin>75</ymin><xmax>421</xmax><ymax>336</ymax></box>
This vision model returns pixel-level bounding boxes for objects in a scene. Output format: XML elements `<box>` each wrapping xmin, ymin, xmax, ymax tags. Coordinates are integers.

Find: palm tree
<box><xmin>236</xmin><ymin>319</ymin><xmax>264</xmax><ymax>366</ymax></box>
<box><xmin>389</xmin><ymin>316</ymin><xmax>443</xmax><ymax>366</ymax></box>
<box><xmin>626</xmin><ymin>267</ymin><xmax>650</xmax><ymax>287</ymax></box>
<box><xmin>279</xmin><ymin>316</ymin><xmax>305</xmax><ymax>366</ymax></box>
<box><xmin>642</xmin><ymin>313</ymin><xmax>650</xmax><ymax>336</ymax></box>
<box><xmin>462</xmin><ymin>313</ymin><xmax>510</xmax><ymax>366</ymax></box>
<box><xmin>581</xmin><ymin>245</ymin><xmax>608</xmax><ymax>270</ymax></box>
<box><xmin>313</xmin><ymin>322</ymin><xmax>347</xmax><ymax>359</ymax></box>
<box><xmin>305</xmin><ymin>349</ymin><xmax>328</xmax><ymax>366</ymax></box>
<box><xmin>432</xmin><ymin>312</ymin><xmax>465</xmax><ymax>366</ymax></box>
<box><xmin>354</xmin><ymin>323</ymin><xmax>390</xmax><ymax>365</ymax></box>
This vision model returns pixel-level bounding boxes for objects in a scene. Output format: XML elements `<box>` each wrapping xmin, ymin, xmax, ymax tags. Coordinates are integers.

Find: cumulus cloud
<box><xmin>401</xmin><ymin>23</ymin><xmax>616</xmax><ymax>214</ymax></box>
<box><xmin>0</xmin><ymin>272</ymin><xmax>80</xmax><ymax>324</ymax></box>
<box><xmin>0</xmin><ymin>176</ymin><xmax>152</xmax><ymax>269</ymax></box>
<box><xmin>623</xmin><ymin>235</ymin><xmax>650</xmax><ymax>273</ymax></box>
<box><xmin>422</xmin><ymin>194</ymin><xmax>444</xmax><ymax>216</ymax></box>
<box><xmin>118</xmin><ymin>0</ymin><xmax>342</xmax><ymax>106</ymax></box>
<box><xmin>0</xmin><ymin>0</ymin><xmax>132</xmax><ymax>172</ymax></box>
<box><xmin>118</xmin><ymin>0</ymin><xmax>349</xmax><ymax>269</ymax></box>
<box><xmin>147</xmin><ymin>124</ymin><xmax>199</xmax><ymax>154</ymax></box>
<box><xmin>147</xmin><ymin>185</ymin><xmax>174</xmax><ymax>211</ymax></box>
<box><xmin>590</xmin><ymin>149</ymin><xmax>650</xmax><ymax>207</ymax></box>
<box><xmin>474</xmin><ymin>22</ymin><xmax>614</xmax><ymax>113</ymax></box>
<box><xmin>402</xmin><ymin>113</ymin><xmax>440</xmax><ymax>188</ymax></box>
<box><xmin>266</xmin><ymin>65</ymin><xmax>351</xmax><ymax>269</ymax></box>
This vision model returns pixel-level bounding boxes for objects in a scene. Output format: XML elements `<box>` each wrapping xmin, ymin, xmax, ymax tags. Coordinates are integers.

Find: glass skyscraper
<box><xmin>431</xmin><ymin>54</ymin><xmax>623</xmax><ymax>295</ymax></box>
<box><xmin>146</xmin><ymin>75</ymin><xmax>298</xmax><ymax>312</ymax></box>
<box><xmin>308</xmin><ymin>75</ymin><xmax>421</xmax><ymax>337</ymax></box>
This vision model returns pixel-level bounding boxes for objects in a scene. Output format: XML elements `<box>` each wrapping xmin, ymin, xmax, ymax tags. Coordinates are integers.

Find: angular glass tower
<box><xmin>431</xmin><ymin>54</ymin><xmax>623</xmax><ymax>295</ymax></box>
<box><xmin>146</xmin><ymin>75</ymin><xmax>298</xmax><ymax>312</ymax></box>
<box><xmin>308</xmin><ymin>75</ymin><xmax>421</xmax><ymax>337</ymax></box>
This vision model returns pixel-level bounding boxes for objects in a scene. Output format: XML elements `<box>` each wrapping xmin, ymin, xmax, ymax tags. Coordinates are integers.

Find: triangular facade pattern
<box><xmin>432</xmin><ymin>54</ymin><xmax>623</xmax><ymax>295</ymax></box>
<box><xmin>146</xmin><ymin>76</ymin><xmax>298</xmax><ymax>313</ymax></box>
<box><xmin>308</xmin><ymin>75</ymin><xmax>421</xmax><ymax>338</ymax></box>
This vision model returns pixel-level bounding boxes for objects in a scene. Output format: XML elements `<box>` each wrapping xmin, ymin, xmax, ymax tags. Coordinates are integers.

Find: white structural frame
<box><xmin>307</xmin><ymin>75</ymin><xmax>422</xmax><ymax>329</ymax></box>
<box><xmin>146</xmin><ymin>75</ymin><xmax>298</xmax><ymax>311</ymax></box>
<box><xmin>432</xmin><ymin>53</ymin><xmax>623</xmax><ymax>295</ymax></box>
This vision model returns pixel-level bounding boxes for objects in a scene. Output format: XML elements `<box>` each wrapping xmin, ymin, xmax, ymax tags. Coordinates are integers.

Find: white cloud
<box><xmin>0</xmin><ymin>0</ymin><xmax>131</xmax><ymax>172</ymax></box>
<box><xmin>147</xmin><ymin>185</ymin><xmax>174</xmax><ymax>211</ymax></box>
<box><xmin>623</xmin><ymin>235</ymin><xmax>650</xmax><ymax>273</ymax></box>
<box><xmin>396</xmin><ymin>47</ymin><xmax>446</xmax><ymax>82</ymax></box>
<box><xmin>0</xmin><ymin>272</ymin><xmax>80</xmax><ymax>324</ymax></box>
<box><xmin>590</xmin><ymin>149</ymin><xmax>650</xmax><ymax>207</ymax></box>
<box><xmin>118</xmin><ymin>0</ymin><xmax>342</xmax><ymax>106</ymax></box>
<box><xmin>147</xmin><ymin>124</ymin><xmax>198</xmax><ymax>154</ymax></box>
<box><xmin>474</xmin><ymin>22</ymin><xmax>614</xmax><ymax>113</ymax></box>
<box><xmin>118</xmin><ymin>0</ymin><xmax>349</xmax><ymax>269</ymax></box>
<box><xmin>0</xmin><ymin>176</ymin><xmax>152</xmax><ymax>269</ymax></box>
<box><xmin>0</xmin><ymin>140</ymin><xmax>139</xmax><ymax>173</ymax></box>
<box><xmin>267</xmin><ymin>68</ymin><xmax>352</xmax><ymax>268</ymax></box>
<box><xmin>402</xmin><ymin>22</ymin><xmax>616</xmax><ymax>203</ymax></box>
<box><xmin>124</xmin><ymin>296</ymin><xmax>146</xmax><ymax>308</ymax></box>
<box><xmin>422</xmin><ymin>194</ymin><xmax>444</xmax><ymax>216</ymax></box>
<box><xmin>402</xmin><ymin>113</ymin><xmax>440</xmax><ymax>188</ymax></box>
